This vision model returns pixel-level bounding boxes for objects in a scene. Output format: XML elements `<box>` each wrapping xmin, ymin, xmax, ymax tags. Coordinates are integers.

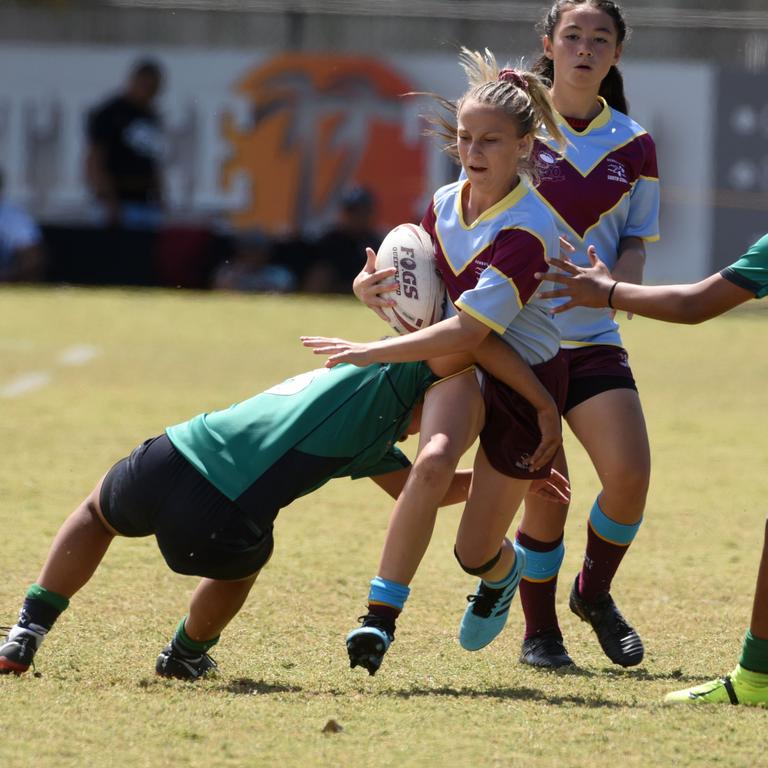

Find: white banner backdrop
<box><xmin>0</xmin><ymin>44</ymin><xmax>714</xmax><ymax>280</ymax></box>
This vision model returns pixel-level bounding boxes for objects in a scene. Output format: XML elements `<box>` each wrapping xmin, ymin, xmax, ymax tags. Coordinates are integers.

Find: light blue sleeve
<box><xmin>455</xmin><ymin>265</ymin><xmax>522</xmax><ymax>335</ymax></box>
<box><xmin>623</xmin><ymin>176</ymin><xmax>660</xmax><ymax>242</ymax></box>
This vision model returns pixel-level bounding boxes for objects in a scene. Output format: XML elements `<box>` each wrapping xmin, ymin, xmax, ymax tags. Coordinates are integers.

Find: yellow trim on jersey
<box><xmin>531</xmin><ymin>185</ymin><xmax>634</xmax><ymax>244</ymax></box>
<box><xmin>433</xmin><ymin>224</ymin><xmax>491</xmax><ymax>277</ymax></box>
<box><xmin>542</xmin><ymin>123</ymin><xmax>650</xmax><ymax>180</ymax></box>
<box><xmin>560</xmin><ymin>339</ymin><xmax>624</xmax><ymax>348</ymax></box>
<box><xmin>554</xmin><ymin>96</ymin><xmax>612</xmax><ymax>136</ymax></box>
<box><xmin>510</xmin><ymin>225</ymin><xmax>549</xmax><ymax>257</ymax></box>
<box><xmin>488</xmin><ymin>263</ymin><xmax>524</xmax><ymax>307</ymax></box>
<box><xmin>426</xmin><ymin>364</ymin><xmax>476</xmax><ymax>392</ymax></box>
<box><xmin>435</xmin><ymin>222</ymin><xmax>548</xmax><ymax>278</ymax></box>
<box><xmin>642</xmin><ymin>234</ymin><xmax>660</xmax><ymax>243</ymax></box>
<box><xmin>638</xmin><ymin>174</ymin><xmax>659</xmax><ymax>182</ymax></box>
<box><xmin>454</xmin><ymin>299</ymin><xmax>507</xmax><ymax>335</ymax></box>
<box><xmin>454</xmin><ymin>179</ymin><xmax>528</xmax><ymax>230</ymax></box>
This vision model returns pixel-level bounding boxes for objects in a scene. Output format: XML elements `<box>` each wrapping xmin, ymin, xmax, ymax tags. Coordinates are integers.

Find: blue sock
<box><xmin>368</xmin><ymin>576</ymin><xmax>410</xmax><ymax>611</ymax></box>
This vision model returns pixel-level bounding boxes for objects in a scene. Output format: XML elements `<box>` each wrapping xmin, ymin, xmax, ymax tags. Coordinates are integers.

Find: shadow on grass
<box><xmin>223</xmin><ymin>677</ymin><xmax>304</xmax><ymax>695</ymax></box>
<box><xmin>600</xmin><ymin>667</ymin><xmax>702</xmax><ymax>683</ymax></box>
<box><xmin>383</xmin><ymin>685</ymin><xmax>622</xmax><ymax>708</ymax></box>
<box><xmin>136</xmin><ymin>676</ymin><xmax>304</xmax><ymax>695</ymax></box>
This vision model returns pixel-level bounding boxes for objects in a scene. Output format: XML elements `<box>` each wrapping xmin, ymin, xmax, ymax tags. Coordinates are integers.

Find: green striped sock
<box><xmin>173</xmin><ymin>616</ymin><xmax>220</xmax><ymax>655</ymax></box>
<box><xmin>27</xmin><ymin>583</ymin><xmax>70</xmax><ymax>613</ymax></box>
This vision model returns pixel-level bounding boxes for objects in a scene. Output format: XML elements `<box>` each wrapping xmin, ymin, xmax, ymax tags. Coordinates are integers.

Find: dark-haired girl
<box><xmin>513</xmin><ymin>0</ymin><xmax>660</xmax><ymax>669</ymax></box>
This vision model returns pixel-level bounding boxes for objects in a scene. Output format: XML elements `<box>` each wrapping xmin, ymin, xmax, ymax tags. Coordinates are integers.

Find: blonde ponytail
<box><xmin>417</xmin><ymin>47</ymin><xmax>567</xmax><ymax>183</ymax></box>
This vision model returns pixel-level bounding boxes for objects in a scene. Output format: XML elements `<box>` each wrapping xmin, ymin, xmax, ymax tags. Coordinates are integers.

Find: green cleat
<box><xmin>664</xmin><ymin>665</ymin><xmax>768</xmax><ymax>707</ymax></box>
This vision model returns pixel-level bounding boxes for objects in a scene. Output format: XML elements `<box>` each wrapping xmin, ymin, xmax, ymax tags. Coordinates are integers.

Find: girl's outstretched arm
<box><xmin>301</xmin><ymin>311</ymin><xmax>490</xmax><ymax>367</ymax></box>
<box><xmin>539</xmin><ymin>247</ymin><xmax>753</xmax><ymax>323</ymax></box>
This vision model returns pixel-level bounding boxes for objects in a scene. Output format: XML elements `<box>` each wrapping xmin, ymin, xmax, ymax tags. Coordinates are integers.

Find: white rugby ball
<box><xmin>375</xmin><ymin>223</ymin><xmax>446</xmax><ymax>335</ymax></box>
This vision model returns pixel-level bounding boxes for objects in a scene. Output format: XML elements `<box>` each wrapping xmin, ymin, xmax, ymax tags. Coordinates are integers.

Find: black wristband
<box><xmin>607</xmin><ymin>281</ymin><xmax>620</xmax><ymax>309</ymax></box>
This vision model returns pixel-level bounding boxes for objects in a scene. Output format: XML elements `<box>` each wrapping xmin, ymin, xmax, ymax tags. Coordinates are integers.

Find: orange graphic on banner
<box><xmin>222</xmin><ymin>53</ymin><xmax>427</xmax><ymax>235</ymax></box>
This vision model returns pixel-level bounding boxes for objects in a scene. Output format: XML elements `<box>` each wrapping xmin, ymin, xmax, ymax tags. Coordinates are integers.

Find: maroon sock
<box><xmin>516</xmin><ymin>531</ymin><xmax>563</xmax><ymax>640</ymax></box>
<box><xmin>577</xmin><ymin>523</ymin><xmax>630</xmax><ymax>602</ymax></box>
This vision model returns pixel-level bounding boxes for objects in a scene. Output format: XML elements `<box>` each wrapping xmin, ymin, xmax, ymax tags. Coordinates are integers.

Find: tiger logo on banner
<box><xmin>222</xmin><ymin>53</ymin><xmax>428</xmax><ymax>236</ymax></box>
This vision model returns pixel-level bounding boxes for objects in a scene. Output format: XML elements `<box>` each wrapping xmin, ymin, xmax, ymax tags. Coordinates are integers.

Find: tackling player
<box><xmin>0</xmin><ymin>343</ymin><xmax>566</xmax><ymax>679</ymax></box>
<box><xmin>540</xmin><ymin>233</ymin><xmax>768</xmax><ymax>706</ymax></box>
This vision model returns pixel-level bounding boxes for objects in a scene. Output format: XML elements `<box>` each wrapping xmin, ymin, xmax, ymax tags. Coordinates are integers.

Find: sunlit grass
<box><xmin>1</xmin><ymin>286</ymin><xmax>766</xmax><ymax>768</ymax></box>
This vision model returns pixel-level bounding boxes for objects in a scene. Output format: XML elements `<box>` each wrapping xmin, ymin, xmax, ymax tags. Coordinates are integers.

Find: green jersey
<box><xmin>166</xmin><ymin>361</ymin><xmax>437</xmax><ymax>503</ymax></box>
<box><xmin>721</xmin><ymin>233</ymin><xmax>768</xmax><ymax>298</ymax></box>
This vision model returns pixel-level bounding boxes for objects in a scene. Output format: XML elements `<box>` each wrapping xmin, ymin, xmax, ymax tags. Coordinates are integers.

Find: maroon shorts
<box><xmin>562</xmin><ymin>345</ymin><xmax>637</xmax><ymax>413</ymax></box>
<box><xmin>479</xmin><ymin>350</ymin><xmax>568</xmax><ymax>480</ymax></box>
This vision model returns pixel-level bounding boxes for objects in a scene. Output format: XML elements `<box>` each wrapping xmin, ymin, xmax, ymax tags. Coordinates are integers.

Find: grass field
<box><xmin>1</xmin><ymin>285</ymin><xmax>767</xmax><ymax>768</ymax></box>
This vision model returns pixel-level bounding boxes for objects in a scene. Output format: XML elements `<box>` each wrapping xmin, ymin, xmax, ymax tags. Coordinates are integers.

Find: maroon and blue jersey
<box><xmin>535</xmin><ymin>98</ymin><xmax>660</xmax><ymax>347</ymax></box>
<box><xmin>421</xmin><ymin>179</ymin><xmax>560</xmax><ymax>365</ymax></box>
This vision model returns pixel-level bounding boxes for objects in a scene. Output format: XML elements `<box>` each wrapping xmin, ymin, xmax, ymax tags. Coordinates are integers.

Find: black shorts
<box><xmin>562</xmin><ymin>345</ymin><xmax>638</xmax><ymax>414</ymax></box>
<box><xmin>99</xmin><ymin>434</ymin><xmax>274</xmax><ymax>580</ymax></box>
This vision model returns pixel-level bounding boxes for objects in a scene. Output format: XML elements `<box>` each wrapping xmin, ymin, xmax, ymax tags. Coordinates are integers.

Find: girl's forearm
<box><xmin>474</xmin><ymin>334</ymin><xmax>556</xmax><ymax>413</ymax></box>
<box><xmin>366</xmin><ymin>315</ymin><xmax>488</xmax><ymax>363</ymax></box>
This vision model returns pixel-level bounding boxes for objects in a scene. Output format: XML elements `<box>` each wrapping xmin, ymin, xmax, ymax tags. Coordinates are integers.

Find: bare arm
<box><xmin>474</xmin><ymin>334</ymin><xmax>561</xmax><ymax>469</ymax></box>
<box><xmin>611</xmin><ymin>274</ymin><xmax>752</xmax><ymax>323</ymax></box>
<box><xmin>539</xmin><ymin>247</ymin><xmax>754</xmax><ymax>323</ymax></box>
<box><xmin>371</xmin><ymin>467</ymin><xmax>472</xmax><ymax>506</ymax></box>
<box><xmin>303</xmin><ymin>308</ymin><xmax>563</xmax><ymax>468</ymax></box>
<box><xmin>611</xmin><ymin>236</ymin><xmax>646</xmax><ymax>285</ymax></box>
<box><xmin>475</xmin><ymin>334</ymin><xmax>556</xmax><ymax>413</ymax></box>
<box><xmin>302</xmin><ymin>311</ymin><xmax>490</xmax><ymax>367</ymax></box>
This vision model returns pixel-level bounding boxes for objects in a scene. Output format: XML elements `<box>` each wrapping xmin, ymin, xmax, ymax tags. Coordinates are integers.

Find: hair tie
<box><xmin>498</xmin><ymin>68</ymin><xmax>529</xmax><ymax>91</ymax></box>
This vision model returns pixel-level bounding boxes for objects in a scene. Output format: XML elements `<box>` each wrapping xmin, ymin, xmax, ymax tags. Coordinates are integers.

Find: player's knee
<box><xmin>603</xmin><ymin>462</ymin><xmax>649</xmax><ymax>505</ymax></box>
<box><xmin>412</xmin><ymin>441</ymin><xmax>460</xmax><ymax>489</ymax></box>
<box><xmin>454</xmin><ymin>544</ymin><xmax>502</xmax><ymax>576</ymax></box>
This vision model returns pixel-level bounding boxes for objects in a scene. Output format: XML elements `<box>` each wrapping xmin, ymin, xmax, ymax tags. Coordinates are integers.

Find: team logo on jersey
<box><xmin>473</xmin><ymin>259</ymin><xmax>490</xmax><ymax>279</ymax></box>
<box><xmin>535</xmin><ymin>148</ymin><xmax>566</xmax><ymax>183</ymax></box>
<box><xmin>222</xmin><ymin>53</ymin><xmax>427</xmax><ymax>235</ymax></box>
<box><xmin>606</xmin><ymin>158</ymin><xmax>629</xmax><ymax>184</ymax></box>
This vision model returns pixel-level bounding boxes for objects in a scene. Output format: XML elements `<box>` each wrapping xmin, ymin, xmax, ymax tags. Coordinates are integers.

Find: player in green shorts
<box><xmin>0</xmin><ymin>339</ymin><xmax>567</xmax><ymax>680</ymax></box>
<box><xmin>538</xmin><ymin>233</ymin><xmax>768</xmax><ymax>706</ymax></box>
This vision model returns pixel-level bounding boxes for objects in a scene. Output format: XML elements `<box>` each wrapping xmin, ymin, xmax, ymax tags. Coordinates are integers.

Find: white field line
<box><xmin>0</xmin><ymin>372</ymin><xmax>52</xmax><ymax>398</ymax></box>
<box><xmin>1</xmin><ymin>344</ymin><xmax>101</xmax><ymax>399</ymax></box>
<box><xmin>56</xmin><ymin>344</ymin><xmax>100</xmax><ymax>367</ymax></box>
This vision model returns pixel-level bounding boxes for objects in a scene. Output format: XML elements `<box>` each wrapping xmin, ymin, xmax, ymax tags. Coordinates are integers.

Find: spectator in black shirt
<box><xmin>307</xmin><ymin>186</ymin><xmax>382</xmax><ymax>293</ymax></box>
<box><xmin>85</xmin><ymin>59</ymin><xmax>165</xmax><ymax>229</ymax></box>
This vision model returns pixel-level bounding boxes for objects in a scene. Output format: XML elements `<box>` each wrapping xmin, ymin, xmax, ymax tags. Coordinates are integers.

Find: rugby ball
<box><xmin>375</xmin><ymin>223</ymin><xmax>446</xmax><ymax>335</ymax></box>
